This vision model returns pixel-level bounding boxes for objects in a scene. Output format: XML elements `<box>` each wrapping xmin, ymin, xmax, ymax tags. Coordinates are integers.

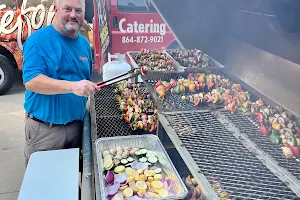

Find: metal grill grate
<box><xmin>94</xmin><ymin>97</ymin><xmax>120</xmax><ymax>117</ymax></box>
<box><xmin>96</xmin><ymin>116</ymin><xmax>132</xmax><ymax>138</ymax></box>
<box><xmin>165</xmin><ymin>111</ymin><xmax>299</xmax><ymax>199</ymax></box>
<box><xmin>94</xmin><ymin>83</ymin><xmax>156</xmax><ymax>137</ymax></box>
<box><xmin>221</xmin><ymin>110</ymin><xmax>300</xmax><ymax>180</ymax></box>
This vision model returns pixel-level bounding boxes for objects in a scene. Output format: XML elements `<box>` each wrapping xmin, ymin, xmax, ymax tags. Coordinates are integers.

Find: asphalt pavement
<box><xmin>0</xmin><ymin>72</ymin><xmax>26</xmax><ymax>200</ymax></box>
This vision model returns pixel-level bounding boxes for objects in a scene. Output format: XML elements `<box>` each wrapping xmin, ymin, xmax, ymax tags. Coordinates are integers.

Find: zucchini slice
<box><xmin>139</xmin><ymin>157</ymin><xmax>148</xmax><ymax>163</ymax></box>
<box><xmin>121</xmin><ymin>159</ymin><xmax>128</xmax><ymax>165</ymax></box>
<box><xmin>148</xmin><ymin>156</ymin><xmax>158</xmax><ymax>164</ymax></box>
<box><xmin>154</xmin><ymin>168</ymin><xmax>162</xmax><ymax>174</ymax></box>
<box><xmin>139</xmin><ymin>149</ymin><xmax>148</xmax><ymax>155</ymax></box>
<box><xmin>127</xmin><ymin>157</ymin><xmax>134</xmax><ymax>162</ymax></box>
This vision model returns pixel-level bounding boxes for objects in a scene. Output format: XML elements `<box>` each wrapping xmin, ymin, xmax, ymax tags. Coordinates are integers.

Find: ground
<box><xmin>0</xmin><ymin>72</ymin><xmax>102</xmax><ymax>199</ymax></box>
<box><xmin>0</xmin><ymin>72</ymin><xmax>25</xmax><ymax>200</ymax></box>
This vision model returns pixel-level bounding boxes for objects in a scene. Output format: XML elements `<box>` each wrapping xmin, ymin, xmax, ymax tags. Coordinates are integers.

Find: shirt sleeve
<box><xmin>22</xmin><ymin>40</ymin><xmax>47</xmax><ymax>84</ymax></box>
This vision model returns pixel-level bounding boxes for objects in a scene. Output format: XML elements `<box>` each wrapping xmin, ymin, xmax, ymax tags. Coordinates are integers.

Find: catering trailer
<box><xmin>82</xmin><ymin>0</ymin><xmax>300</xmax><ymax>199</ymax></box>
<box><xmin>20</xmin><ymin>0</ymin><xmax>300</xmax><ymax>199</ymax></box>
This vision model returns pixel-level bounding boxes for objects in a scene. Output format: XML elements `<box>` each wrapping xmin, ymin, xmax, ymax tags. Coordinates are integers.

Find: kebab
<box><xmin>132</xmin><ymin>48</ymin><xmax>175</xmax><ymax>71</ymax></box>
<box><xmin>115</xmin><ymin>81</ymin><xmax>158</xmax><ymax>132</ymax></box>
<box><xmin>168</xmin><ymin>48</ymin><xmax>212</xmax><ymax>68</ymax></box>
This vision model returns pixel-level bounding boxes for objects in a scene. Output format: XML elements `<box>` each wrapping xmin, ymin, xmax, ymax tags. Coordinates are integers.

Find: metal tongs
<box><xmin>96</xmin><ymin>67</ymin><xmax>147</xmax><ymax>88</ymax></box>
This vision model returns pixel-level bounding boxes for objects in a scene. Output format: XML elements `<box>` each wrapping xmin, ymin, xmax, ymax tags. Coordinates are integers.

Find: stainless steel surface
<box><xmin>158</xmin><ymin>113</ymin><xmax>219</xmax><ymax>200</ymax></box>
<box><xmin>151</xmin><ymin>0</ymin><xmax>300</xmax><ymax>116</ymax></box>
<box><xmin>159</xmin><ymin>110</ymin><xmax>300</xmax><ymax>199</ymax></box>
<box><xmin>216</xmin><ymin>110</ymin><xmax>300</xmax><ymax>192</ymax></box>
<box><xmin>223</xmin><ymin>39</ymin><xmax>300</xmax><ymax>117</ymax></box>
<box><xmin>90</xmin><ymin>94</ymin><xmax>102</xmax><ymax>200</ymax></box>
<box><xmin>164</xmin><ymin>49</ymin><xmax>225</xmax><ymax>73</ymax></box>
<box><xmin>126</xmin><ymin>51</ymin><xmax>185</xmax><ymax>72</ymax></box>
<box><xmin>82</xmin><ymin>110</ymin><xmax>93</xmax><ymax>200</ymax></box>
<box><xmin>95</xmin><ymin>135</ymin><xmax>188</xmax><ymax>200</ymax></box>
<box><xmin>212</xmin><ymin>110</ymin><xmax>300</xmax><ymax>197</ymax></box>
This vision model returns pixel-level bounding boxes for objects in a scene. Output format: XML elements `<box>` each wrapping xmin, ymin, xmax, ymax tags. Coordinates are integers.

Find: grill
<box><xmin>221</xmin><ymin>110</ymin><xmax>300</xmax><ymax>180</ymax></box>
<box><xmin>94</xmin><ymin>83</ymin><xmax>156</xmax><ymax>138</ymax></box>
<box><xmin>160</xmin><ymin>111</ymin><xmax>299</xmax><ymax>199</ymax></box>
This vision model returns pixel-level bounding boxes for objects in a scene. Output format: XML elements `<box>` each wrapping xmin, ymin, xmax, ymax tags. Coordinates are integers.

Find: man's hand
<box><xmin>72</xmin><ymin>80</ymin><xmax>101</xmax><ymax>96</ymax></box>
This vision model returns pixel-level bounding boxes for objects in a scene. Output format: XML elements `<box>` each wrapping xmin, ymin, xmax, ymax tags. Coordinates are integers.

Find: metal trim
<box><xmin>90</xmin><ymin>94</ymin><xmax>102</xmax><ymax>200</ymax></box>
<box><xmin>158</xmin><ymin>113</ymin><xmax>220</xmax><ymax>200</ymax></box>
<box><xmin>213</xmin><ymin>110</ymin><xmax>300</xmax><ymax>197</ymax></box>
<box><xmin>81</xmin><ymin>110</ymin><xmax>93</xmax><ymax>200</ymax></box>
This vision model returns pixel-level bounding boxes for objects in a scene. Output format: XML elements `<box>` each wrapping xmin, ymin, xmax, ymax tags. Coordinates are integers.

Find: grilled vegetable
<box><xmin>115</xmin><ymin>81</ymin><xmax>157</xmax><ymax>132</ymax></box>
<box><xmin>134</xmin><ymin>49</ymin><xmax>175</xmax><ymax>71</ymax></box>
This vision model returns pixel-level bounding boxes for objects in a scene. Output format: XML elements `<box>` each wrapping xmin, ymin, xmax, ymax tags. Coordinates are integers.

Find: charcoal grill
<box><xmin>158</xmin><ymin>110</ymin><xmax>300</xmax><ymax>199</ymax></box>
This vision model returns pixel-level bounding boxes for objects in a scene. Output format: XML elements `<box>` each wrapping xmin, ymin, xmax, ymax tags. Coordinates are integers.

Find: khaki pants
<box><xmin>24</xmin><ymin>114</ymin><xmax>83</xmax><ymax>166</ymax></box>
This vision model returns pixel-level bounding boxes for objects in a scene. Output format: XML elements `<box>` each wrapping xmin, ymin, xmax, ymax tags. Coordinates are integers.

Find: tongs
<box><xmin>96</xmin><ymin>67</ymin><xmax>147</xmax><ymax>88</ymax></box>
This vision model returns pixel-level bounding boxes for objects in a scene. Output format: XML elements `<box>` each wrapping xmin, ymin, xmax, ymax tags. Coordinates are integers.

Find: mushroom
<box><xmin>122</xmin><ymin>152</ymin><xmax>129</xmax><ymax>159</ymax></box>
<box><xmin>115</xmin><ymin>154</ymin><xmax>122</xmax><ymax>160</ymax></box>
<box><xmin>113</xmin><ymin>159</ymin><xmax>120</xmax><ymax>165</ymax></box>
<box><xmin>109</xmin><ymin>148</ymin><xmax>117</xmax><ymax>155</ymax></box>
<box><xmin>282</xmin><ymin>147</ymin><xmax>293</xmax><ymax>158</ymax></box>
<box><xmin>116</xmin><ymin>146</ymin><xmax>123</xmax><ymax>152</ymax></box>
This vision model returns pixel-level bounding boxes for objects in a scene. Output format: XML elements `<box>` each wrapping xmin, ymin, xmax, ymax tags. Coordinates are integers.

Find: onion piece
<box><xmin>128</xmin><ymin>195</ymin><xmax>143</xmax><ymax>200</ymax></box>
<box><xmin>114</xmin><ymin>173</ymin><xmax>128</xmax><ymax>184</ymax></box>
<box><xmin>106</xmin><ymin>182</ymin><xmax>120</xmax><ymax>196</ymax></box>
<box><xmin>111</xmin><ymin>192</ymin><xmax>124</xmax><ymax>200</ymax></box>
<box><xmin>130</xmin><ymin>161</ymin><xmax>149</xmax><ymax>170</ymax></box>
<box><xmin>141</xmin><ymin>193</ymin><xmax>153</xmax><ymax>199</ymax></box>
<box><xmin>129</xmin><ymin>182</ymin><xmax>137</xmax><ymax>192</ymax></box>
<box><xmin>161</xmin><ymin>178</ymin><xmax>169</xmax><ymax>190</ymax></box>
<box><xmin>105</xmin><ymin>171</ymin><xmax>115</xmax><ymax>185</ymax></box>
<box><xmin>150</xmin><ymin>166</ymin><xmax>159</xmax><ymax>170</ymax></box>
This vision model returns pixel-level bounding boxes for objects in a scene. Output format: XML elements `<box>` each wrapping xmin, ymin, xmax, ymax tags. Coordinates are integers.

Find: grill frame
<box><xmin>158</xmin><ymin>110</ymin><xmax>300</xmax><ymax>199</ymax></box>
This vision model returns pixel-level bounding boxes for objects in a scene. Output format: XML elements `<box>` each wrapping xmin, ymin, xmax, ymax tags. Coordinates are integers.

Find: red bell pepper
<box><xmin>149</xmin><ymin>122</ymin><xmax>156</xmax><ymax>132</ymax></box>
<box><xmin>287</xmin><ymin>136</ymin><xmax>300</xmax><ymax>158</ymax></box>
<box><xmin>259</xmin><ymin>125</ymin><xmax>270</xmax><ymax>136</ymax></box>
<box><xmin>256</xmin><ymin>112</ymin><xmax>264</xmax><ymax>124</ymax></box>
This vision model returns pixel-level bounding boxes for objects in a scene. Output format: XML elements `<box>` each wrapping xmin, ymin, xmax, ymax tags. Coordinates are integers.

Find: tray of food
<box><xmin>95</xmin><ymin>135</ymin><xmax>188</xmax><ymax>200</ymax></box>
<box><xmin>127</xmin><ymin>49</ymin><xmax>185</xmax><ymax>75</ymax></box>
<box><xmin>142</xmin><ymin>71</ymin><xmax>244</xmax><ymax>113</ymax></box>
<box><xmin>165</xmin><ymin>49</ymin><xmax>225</xmax><ymax>72</ymax></box>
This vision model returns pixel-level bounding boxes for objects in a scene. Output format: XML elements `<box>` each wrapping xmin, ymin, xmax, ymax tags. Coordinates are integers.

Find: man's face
<box><xmin>56</xmin><ymin>0</ymin><xmax>84</xmax><ymax>36</ymax></box>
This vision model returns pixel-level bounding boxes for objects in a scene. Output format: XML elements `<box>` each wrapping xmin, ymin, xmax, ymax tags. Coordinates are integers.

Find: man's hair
<box><xmin>55</xmin><ymin>0</ymin><xmax>86</xmax><ymax>11</ymax></box>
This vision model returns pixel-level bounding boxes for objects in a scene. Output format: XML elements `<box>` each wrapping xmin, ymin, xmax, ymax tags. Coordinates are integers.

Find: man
<box><xmin>22</xmin><ymin>0</ymin><xmax>100</xmax><ymax>166</ymax></box>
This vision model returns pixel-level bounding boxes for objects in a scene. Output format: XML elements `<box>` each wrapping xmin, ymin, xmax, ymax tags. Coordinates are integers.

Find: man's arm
<box><xmin>25</xmin><ymin>74</ymin><xmax>100</xmax><ymax>96</ymax></box>
<box><xmin>25</xmin><ymin>74</ymin><xmax>75</xmax><ymax>95</ymax></box>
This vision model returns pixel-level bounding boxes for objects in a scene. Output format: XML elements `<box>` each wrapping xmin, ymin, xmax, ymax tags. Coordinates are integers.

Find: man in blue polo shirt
<box><xmin>22</xmin><ymin>0</ymin><xmax>100</xmax><ymax>165</ymax></box>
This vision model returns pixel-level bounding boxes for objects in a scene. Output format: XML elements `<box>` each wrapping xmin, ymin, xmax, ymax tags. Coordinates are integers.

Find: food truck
<box><xmin>18</xmin><ymin>0</ymin><xmax>300</xmax><ymax>200</ymax></box>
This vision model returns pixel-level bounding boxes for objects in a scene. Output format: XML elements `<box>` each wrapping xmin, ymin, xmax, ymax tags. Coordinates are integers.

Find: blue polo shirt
<box><xmin>22</xmin><ymin>24</ymin><xmax>92</xmax><ymax>124</ymax></box>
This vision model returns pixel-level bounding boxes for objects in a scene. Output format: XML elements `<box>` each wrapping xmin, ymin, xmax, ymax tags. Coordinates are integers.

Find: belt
<box><xmin>26</xmin><ymin>113</ymin><xmax>80</xmax><ymax>128</ymax></box>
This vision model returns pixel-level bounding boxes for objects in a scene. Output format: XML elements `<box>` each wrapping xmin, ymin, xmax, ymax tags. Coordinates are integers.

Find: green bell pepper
<box><xmin>270</xmin><ymin>130</ymin><xmax>281</xmax><ymax>145</ymax></box>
